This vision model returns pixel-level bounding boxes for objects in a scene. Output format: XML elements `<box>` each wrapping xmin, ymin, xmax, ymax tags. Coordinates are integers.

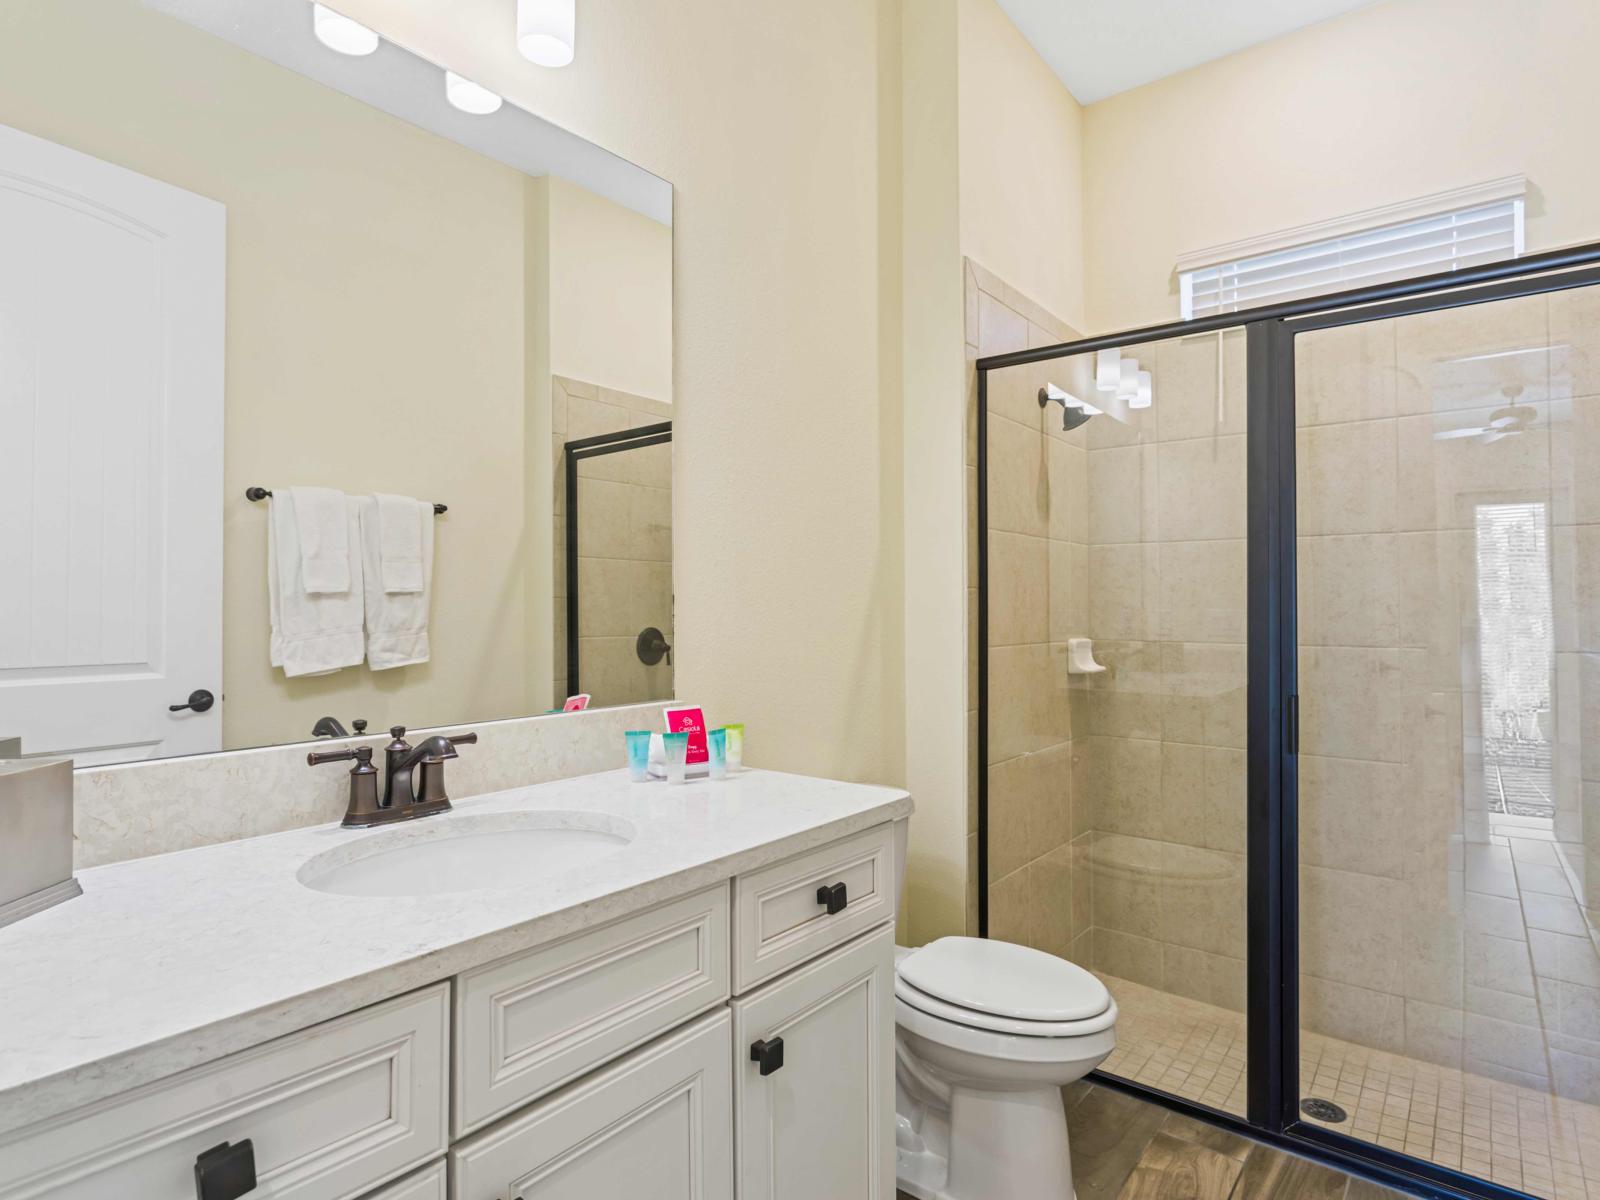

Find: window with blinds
<box><xmin>1179</xmin><ymin>191</ymin><xmax>1525</xmax><ymax>320</ymax></box>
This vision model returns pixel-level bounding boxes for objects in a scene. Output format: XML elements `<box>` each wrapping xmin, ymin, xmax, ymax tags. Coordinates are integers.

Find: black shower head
<box><xmin>1038</xmin><ymin>385</ymin><xmax>1094</xmax><ymax>431</ymax></box>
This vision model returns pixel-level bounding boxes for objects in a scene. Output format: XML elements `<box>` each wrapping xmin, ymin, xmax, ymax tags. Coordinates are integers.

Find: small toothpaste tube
<box><xmin>707</xmin><ymin>728</ymin><xmax>728</xmax><ymax>780</ymax></box>
<box><xmin>662</xmin><ymin>731</ymin><xmax>690</xmax><ymax>784</ymax></box>
<box><xmin>625</xmin><ymin>730</ymin><xmax>652</xmax><ymax>782</ymax></box>
<box><xmin>723</xmin><ymin>723</ymin><xmax>744</xmax><ymax>771</ymax></box>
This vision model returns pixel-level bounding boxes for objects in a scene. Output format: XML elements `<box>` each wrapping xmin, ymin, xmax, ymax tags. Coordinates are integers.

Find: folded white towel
<box><xmin>268</xmin><ymin>493</ymin><xmax>364</xmax><ymax>677</ymax></box>
<box><xmin>373</xmin><ymin>493</ymin><xmax>426</xmax><ymax>593</ymax></box>
<box><xmin>285</xmin><ymin>486</ymin><xmax>351</xmax><ymax>594</ymax></box>
<box><xmin>358</xmin><ymin>496</ymin><xmax>434</xmax><ymax>670</ymax></box>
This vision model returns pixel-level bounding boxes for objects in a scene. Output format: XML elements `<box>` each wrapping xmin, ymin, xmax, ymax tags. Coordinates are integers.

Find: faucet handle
<box><xmin>306</xmin><ymin>745</ymin><xmax>385</xmax><ymax>827</ymax></box>
<box><xmin>308</xmin><ymin>745</ymin><xmax>374</xmax><ymax>768</ymax></box>
<box><xmin>445</xmin><ymin>731</ymin><xmax>477</xmax><ymax>748</ymax></box>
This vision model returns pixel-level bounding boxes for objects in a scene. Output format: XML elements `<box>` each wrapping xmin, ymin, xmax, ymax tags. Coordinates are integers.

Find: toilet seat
<box><xmin>895</xmin><ymin>937</ymin><xmax>1112</xmax><ymax>1037</ymax></box>
<box><xmin>895</xmin><ymin>974</ymin><xmax>1117</xmax><ymax>1038</ymax></box>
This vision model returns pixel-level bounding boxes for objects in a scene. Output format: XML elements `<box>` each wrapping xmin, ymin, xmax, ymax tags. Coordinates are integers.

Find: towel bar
<box><xmin>245</xmin><ymin>487</ymin><xmax>447</xmax><ymax>515</ymax></box>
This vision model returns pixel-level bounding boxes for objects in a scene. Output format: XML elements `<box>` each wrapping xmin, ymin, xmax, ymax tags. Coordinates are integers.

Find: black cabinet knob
<box><xmin>816</xmin><ymin>881</ymin><xmax>847</xmax><ymax>915</ymax></box>
<box><xmin>194</xmin><ymin>1139</ymin><xmax>255</xmax><ymax>1200</ymax></box>
<box><xmin>169</xmin><ymin>689</ymin><xmax>215</xmax><ymax>714</ymax></box>
<box><xmin>750</xmin><ymin>1036</ymin><xmax>785</xmax><ymax>1076</ymax></box>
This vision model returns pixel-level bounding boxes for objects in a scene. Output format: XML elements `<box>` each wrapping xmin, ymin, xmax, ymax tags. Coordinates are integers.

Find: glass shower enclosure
<box><xmin>977</xmin><ymin>244</ymin><xmax>1600</xmax><ymax>1200</ymax></box>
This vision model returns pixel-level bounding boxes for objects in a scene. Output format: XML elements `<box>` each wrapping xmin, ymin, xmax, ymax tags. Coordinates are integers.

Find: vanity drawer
<box><xmin>453</xmin><ymin>883</ymin><xmax>730</xmax><ymax>1136</ymax></box>
<box><xmin>362</xmin><ymin>1159</ymin><xmax>446</xmax><ymax>1200</ymax></box>
<box><xmin>732</xmin><ymin>823</ymin><xmax>896</xmax><ymax>992</ymax></box>
<box><xmin>0</xmin><ymin>983</ymin><xmax>448</xmax><ymax>1200</ymax></box>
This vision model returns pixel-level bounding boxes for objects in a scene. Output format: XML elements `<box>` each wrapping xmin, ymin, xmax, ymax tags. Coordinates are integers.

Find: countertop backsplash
<box><xmin>71</xmin><ymin>702</ymin><xmax>665</xmax><ymax>869</ymax></box>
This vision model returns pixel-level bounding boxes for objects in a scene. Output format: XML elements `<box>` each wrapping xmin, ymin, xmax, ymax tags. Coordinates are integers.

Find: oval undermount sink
<box><xmin>297</xmin><ymin>810</ymin><xmax>636</xmax><ymax>898</ymax></box>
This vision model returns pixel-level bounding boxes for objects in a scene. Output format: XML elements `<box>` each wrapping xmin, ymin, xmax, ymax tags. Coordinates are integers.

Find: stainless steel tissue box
<box><xmin>0</xmin><ymin>758</ymin><xmax>80</xmax><ymax>928</ymax></box>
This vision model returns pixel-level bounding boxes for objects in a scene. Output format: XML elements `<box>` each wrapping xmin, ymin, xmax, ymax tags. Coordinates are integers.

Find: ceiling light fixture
<box><xmin>312</xmin><ymin>3</ymin><xmax>379</xmax><ymax>56</ymax></box>
<box><xmin>445</xmin><ymin>70</ymin><xmax>503</xmax><ymax>114</ymax></box>
<box><xmin>517</xmin><ymin>0</ymin><xmax>575</xmax><ymax>67</ymax></box>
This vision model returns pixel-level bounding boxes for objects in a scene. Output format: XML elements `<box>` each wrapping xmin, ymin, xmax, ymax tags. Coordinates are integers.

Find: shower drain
<box><xmin>1300</xmin><ymin>1098</ymin><xmax>1349</xmax><ymax>1123</ymax></box>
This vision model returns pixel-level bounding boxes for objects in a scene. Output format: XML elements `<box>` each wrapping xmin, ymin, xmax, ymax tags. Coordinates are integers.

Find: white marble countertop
<box><xmin>0</xmin><ymin>768</ymin><xmax>911</xmax><ymax>1135</ymax></box>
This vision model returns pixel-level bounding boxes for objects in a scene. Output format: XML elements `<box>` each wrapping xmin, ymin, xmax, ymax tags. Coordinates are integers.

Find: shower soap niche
<box><xmin>1065</xmin><ymin>638</ymin><xmax>1106</xmax><ymax>675</ymax></box>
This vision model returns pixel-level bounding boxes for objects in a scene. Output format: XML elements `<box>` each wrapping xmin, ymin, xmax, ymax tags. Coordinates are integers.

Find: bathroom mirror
<box><xmin>0</xmin><ymin>0</ymin><xmax>674</xmax><ymax>765</ymax></box>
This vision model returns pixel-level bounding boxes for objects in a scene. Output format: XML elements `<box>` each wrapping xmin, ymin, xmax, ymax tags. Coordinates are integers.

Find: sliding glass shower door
<box><xmin>1291</xmin><ymin>286</ymin><xmax>1600</xmax><ymax>1197</ymax></box>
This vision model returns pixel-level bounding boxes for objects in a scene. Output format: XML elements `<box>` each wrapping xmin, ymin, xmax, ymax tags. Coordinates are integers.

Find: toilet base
<box><xmin>896</xmin><ymin>1081</ymin><xmax>1076</xmax><ymax>1200</ymax></box>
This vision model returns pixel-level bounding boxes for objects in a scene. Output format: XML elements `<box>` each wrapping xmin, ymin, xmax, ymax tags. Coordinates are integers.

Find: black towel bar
<box><xmin>246</xmin><ymin>487</ymin><xmax>446</xmax><ymax>515</ymax></box>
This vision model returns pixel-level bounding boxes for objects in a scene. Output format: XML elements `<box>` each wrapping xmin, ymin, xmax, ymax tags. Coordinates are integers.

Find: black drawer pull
<box><xmin>194</xmin><ymin>1139</ymin><xmax>255</xmax><ymax>1200</ymax></box>
<box><xmin>816</xmin><ymin>881</ymin><xmax>847</xmax><ymax>915</ymax></box>
<box><xmin>751</xmin><ymin>1036</ymin><xmax>785</xmax><ymax>1076</ymax></box>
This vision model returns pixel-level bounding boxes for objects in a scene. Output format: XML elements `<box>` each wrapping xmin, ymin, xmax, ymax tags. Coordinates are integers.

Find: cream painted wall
<box><xmin>0</xmin><ymin>0</ymin><xmax>534</xmax><ymax>749</ymax></box>
<box><xmin>956</xmin><ymin>0</ymin><xmax>1086</xmax><ymax>334</ymax></box>
<box><xmin>336</xmin><ymin>0</ymin><xmax>908</xmax><ymax>789</ymax></box>
<box><xmin>899</xmin><ymin>0</ymin><xmax>969</xmax><ymax>944</ymax></box>
<box><xmin>1083</xmin><ymin>0</ymin><xmax>1600</xmax><ymax>332</ymax></box>
<box><xmin>547</xmin><ymin>176</ymin><xmax>673</xmax><ymax>403</ymax></box>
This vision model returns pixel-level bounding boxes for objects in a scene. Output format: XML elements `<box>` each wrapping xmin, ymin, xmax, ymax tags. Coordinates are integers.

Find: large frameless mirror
<box><xmin>0</xmin><ymin>0</ymin><xmax>674</xmax><ymax>765</ymax></box>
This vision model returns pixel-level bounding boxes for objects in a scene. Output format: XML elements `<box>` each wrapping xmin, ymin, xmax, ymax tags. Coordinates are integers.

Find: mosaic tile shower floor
<box><xmin>1099</xmin><ymin>975</ymin><xmax>1600</xmax><ymax>1199</ymax></box>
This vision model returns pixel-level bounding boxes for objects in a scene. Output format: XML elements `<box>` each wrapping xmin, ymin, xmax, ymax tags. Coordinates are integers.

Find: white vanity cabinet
<box><xmin>0</xmin><ymin>818</ymin><xmax>903</xmax><ymax>1200</ymax></box>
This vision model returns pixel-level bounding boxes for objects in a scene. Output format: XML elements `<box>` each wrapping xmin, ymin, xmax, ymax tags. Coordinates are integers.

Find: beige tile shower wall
<box><xmin>72</xmin><ymin>701</ymin><xmax>664</xmax><ymax>869</ymax></box>
<box><xmin>1077</xmin><ymin>331</ymin><xmax>1250</xmax><ymax>1014</ymax></box>
<box><xmin>968</xmin><ymin>259</ymin><xmax>1095</xmax><ymax>963</ymax></box>
<box><xmin>551</xmin><ymin>377</ymin><xmax>674</xmax><ymax>710</ymax></box>
<box><xmin>1294</xmin><ymin>292</ymin><xmax>1600</xmax><ymax>1100</ymax></box>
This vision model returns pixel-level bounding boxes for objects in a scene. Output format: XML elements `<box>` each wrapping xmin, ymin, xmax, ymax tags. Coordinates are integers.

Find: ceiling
<box><xmin>994</xmin><ymin>0</ymin><xmax>1379</xmax><ymax>104</ymax></box>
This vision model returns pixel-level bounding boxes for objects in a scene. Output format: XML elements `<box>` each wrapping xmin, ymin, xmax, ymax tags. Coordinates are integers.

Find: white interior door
<box><xmin>0</xmin><ymin>121</ymin><xmax>224</xmax><ymax>763</ymax></box>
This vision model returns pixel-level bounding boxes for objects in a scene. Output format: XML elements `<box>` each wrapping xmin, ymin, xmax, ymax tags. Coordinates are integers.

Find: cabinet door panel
<box><xmin>364</xmin><ymin>1160</ymin><xmax>445</xmax><ymax>1200</ymax></box>
<box><xmin>732</xmin><ymin>923</ymin><xmax>895</xmax><ymax>1200</ymax></box>
<box><xmin>451</xmin><ymin>1009</ymin><xmax>732</xmax><ymax>1200</ymax></box>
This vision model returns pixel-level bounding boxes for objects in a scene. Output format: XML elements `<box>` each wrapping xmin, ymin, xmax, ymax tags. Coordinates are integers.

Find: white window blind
<box><xmin>1179</xmin><ymin>186</ymin><xmax>1525</xmax><ymax>320</ymax></box>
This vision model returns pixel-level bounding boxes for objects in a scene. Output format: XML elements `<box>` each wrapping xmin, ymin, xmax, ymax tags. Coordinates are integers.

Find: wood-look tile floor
<box><xmin>897</xmin><ymin>1082</ymin><xmax>1412</xmax><ymax>1200</ymax></box>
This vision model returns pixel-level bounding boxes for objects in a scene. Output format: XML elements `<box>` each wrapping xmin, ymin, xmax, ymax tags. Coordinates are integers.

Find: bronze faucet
<box><xmin>309</xmin><ymin>725</ymin><xmax>477</xmax><ymax>828</ymax></box>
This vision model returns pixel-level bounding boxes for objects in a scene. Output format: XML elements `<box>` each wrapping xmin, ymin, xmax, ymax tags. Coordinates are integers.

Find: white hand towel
<box><xmin>286</xmin><ymin>486</ymin><xmax>351</xmax><ymax>594</ymax></box>
<box><xmin>268</xmin><ymin>493</ymin><xmax>364</xmax><ymax>677</ymax></box>
<box><xmin>358</xmin><ymin>496</ymin><xmax>434</xmax><ymax>670</ymax></box>
<box><xmin>374</xmin><ymin>492</ymin><xmax>426</xmax><ymax>593</ymax></box>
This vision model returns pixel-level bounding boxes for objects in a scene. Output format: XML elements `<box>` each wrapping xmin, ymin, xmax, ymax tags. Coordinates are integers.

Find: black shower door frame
<box><xmin>975</xmin><ymin>240</ymin><xmax>1600</xmax><ymax>1200</ymax></box>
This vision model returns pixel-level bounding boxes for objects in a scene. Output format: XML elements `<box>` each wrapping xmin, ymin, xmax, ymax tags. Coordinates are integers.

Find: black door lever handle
<box><xmin>170</xmin><ymin>689</ymin><xmax>216</xmax><ymax>714</ymax></box>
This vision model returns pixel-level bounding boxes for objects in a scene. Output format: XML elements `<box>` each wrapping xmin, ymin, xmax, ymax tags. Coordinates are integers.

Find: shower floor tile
<box><xmin>1098</xmin><ymin>973</ymin><xmax>1600</xmax><ymax>1200</ymax></box>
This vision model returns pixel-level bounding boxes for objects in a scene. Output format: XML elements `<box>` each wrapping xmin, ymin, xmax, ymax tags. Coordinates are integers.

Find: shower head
<box><xmin>1038</xmin><ymin>384</ymin><xmax>1095</xmax><ymax>431</ymax></box>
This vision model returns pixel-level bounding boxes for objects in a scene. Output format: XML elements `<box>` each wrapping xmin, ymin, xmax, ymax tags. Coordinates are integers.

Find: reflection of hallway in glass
<box><xmin>1476</xmin><ymin>502</ymin><xmax>1555</xmax><ymax>819</ymax></box>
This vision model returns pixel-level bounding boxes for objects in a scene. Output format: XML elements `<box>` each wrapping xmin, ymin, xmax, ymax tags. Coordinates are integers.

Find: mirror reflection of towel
<box><xmin>267</xmin><ymin>492</ymin><xmax>364</xmax><ymax>677</ymax></box>
<box><xmin>358</xmin><ymin>495</ymin><xmax>434</xmax><ymax>670</ymax></box>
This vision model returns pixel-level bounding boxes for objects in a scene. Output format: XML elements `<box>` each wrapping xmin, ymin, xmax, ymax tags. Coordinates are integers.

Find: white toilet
<box><xmin>893</xmin><ymin>937</ymin><xmax>1117</xmax><ymax>1200</ymax></box>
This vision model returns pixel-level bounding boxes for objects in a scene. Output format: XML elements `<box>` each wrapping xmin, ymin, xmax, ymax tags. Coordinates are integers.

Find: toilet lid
<box><xmin>896</xmin><ymin>937</ymin><xmax>1110</xmax><ymax>1022</ymax></box>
